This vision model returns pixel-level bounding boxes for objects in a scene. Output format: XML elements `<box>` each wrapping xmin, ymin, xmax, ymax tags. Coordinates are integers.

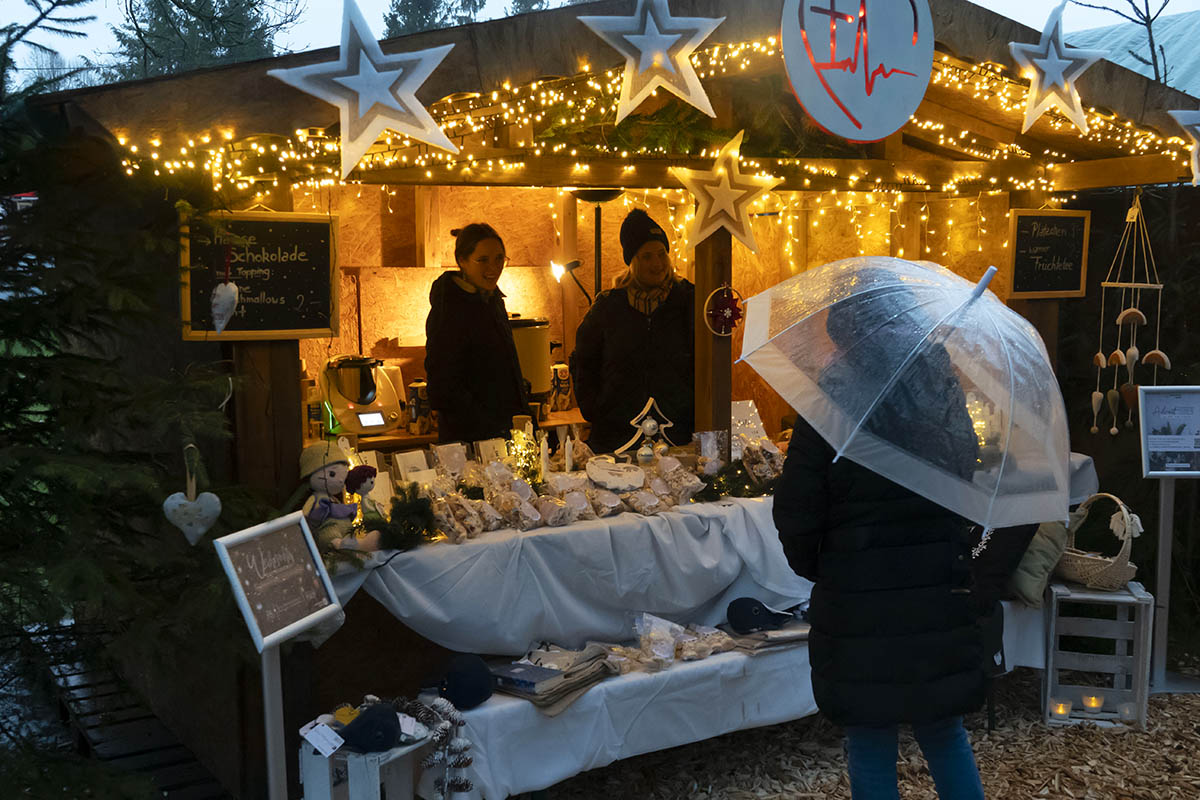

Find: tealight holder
<box><xmin>1081</xmin><ymin>693</ymin><xmax>1105</xmax><ymax>714</ymax></box>
<box><xmin>1049</xmin><ymin>698</ymin><xmax>1072</xmax><ymax>721</ymax></box>
<box><xmin>1117</xmin><ymin>702</ymin><xmax>1137</xmax><ymax>722</ymax></box>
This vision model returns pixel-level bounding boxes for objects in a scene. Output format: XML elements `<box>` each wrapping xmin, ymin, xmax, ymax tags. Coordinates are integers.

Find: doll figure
<box><xmin>341</xmin><ymin>465</ymin><xmax>390</xmax><ymax>551</ymax></box>
<box><xmin>298</xmin><ymin>441</ymin><xmax>357</xmax><ymax>551</ymax></box>
<box><xmin>550</xmin><ymin>362</ymin><xmax>573</xmax><ymax>412</ymax></box>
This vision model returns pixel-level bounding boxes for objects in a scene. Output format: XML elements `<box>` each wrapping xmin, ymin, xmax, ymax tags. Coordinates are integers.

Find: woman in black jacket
<box><xmin>773</xmin><ymin>297</ymin><xmax>986</xmax><ymax>800</ymax></box>
<box><xmin>571</xmin><ymin>209</ymin><xmax>694</xmax><ymax>453</ymax></box>
<box><xmin>424</xmin><ymin>224</ymin><xmax>528</xmax><ymax>444</ymax></box>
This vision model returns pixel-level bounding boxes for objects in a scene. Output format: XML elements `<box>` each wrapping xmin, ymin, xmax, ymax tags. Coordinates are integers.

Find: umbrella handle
<box><xmin>971</xmin><ymin>266</ymin><xmax>998</xmax><ymax>300</ymax></box>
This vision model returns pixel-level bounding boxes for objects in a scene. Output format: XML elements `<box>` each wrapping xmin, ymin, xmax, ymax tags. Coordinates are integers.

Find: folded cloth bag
<box><xmin>1007</xmin><ymin>521</ymin><xmax>1069</xmax><ymax>608</ymax></box>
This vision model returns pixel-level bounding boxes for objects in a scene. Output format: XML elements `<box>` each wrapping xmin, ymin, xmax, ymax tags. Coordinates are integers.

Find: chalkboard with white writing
<box><xmin>1008</xmin><ymin>210</ymin><xmax>1090</xmax><ymax>299</ymax></box>
<box><xmin>214</xmin><ymin>514</ymin><xmax>338</xmax><ymax>650</ymax></box>
<box><xmin>180</xmin><ymin>211</ymin><xmax>339</xmax><ymax>340</ymax></box>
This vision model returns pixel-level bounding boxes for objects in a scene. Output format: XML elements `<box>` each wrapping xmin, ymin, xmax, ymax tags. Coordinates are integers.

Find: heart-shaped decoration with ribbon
<box><xmin>163</xmin><ymin>491</ymin><xmax>222</xmax><ymax>545</ymax></box>
<box><xmin>211</xmin><ymin>281</ymin><xmax>239</xmax><ymax>334</ymax></box>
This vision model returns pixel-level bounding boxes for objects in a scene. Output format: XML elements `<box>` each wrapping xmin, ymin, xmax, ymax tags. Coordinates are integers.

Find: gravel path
<box><xmin>553</xmin><ymin>664</ymin><xmax>1200</xmax><ymax>800</ymax></box>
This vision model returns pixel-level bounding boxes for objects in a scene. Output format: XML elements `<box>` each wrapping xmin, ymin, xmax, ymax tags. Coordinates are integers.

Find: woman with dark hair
<box><xmin>424</xmin><ymin>224</ymin><xmax>528</xmax><ymax>444</ymax></box>
<box><xmin>571</xmin><ymin>209</ymin><xmax>694</xmax><ymax>453</ymax></box>
<box><xmin>773</xmin><ymin>287</ymin><xmax>987</xmax><ymax>800</ymax></box>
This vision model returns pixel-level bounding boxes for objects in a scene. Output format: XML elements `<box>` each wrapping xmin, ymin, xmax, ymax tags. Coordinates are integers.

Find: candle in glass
<box><xmin>1081</xmin><ymin>693</ymin><xmax>1104</xmax><ymax>713</ymax></box>
<box><xmin>1049</xmin><ymin>699</ymin><xmax>1072</xmax><ymax>720</ymax></box>
<box><xmin>1117</xmin><ymin>702</ymin><xmax>1137</xmax><ymax>722</ymax></box>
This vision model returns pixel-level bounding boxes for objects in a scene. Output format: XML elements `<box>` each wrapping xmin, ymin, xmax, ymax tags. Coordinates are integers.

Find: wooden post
<box><xmin>694</xmin><ymin>228</ymin><xmax>732</xmax><ymax>457</ymax></box>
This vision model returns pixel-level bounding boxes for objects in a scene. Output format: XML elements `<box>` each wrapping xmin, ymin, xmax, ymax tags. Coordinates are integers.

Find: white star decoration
<box><xmin>670</xmin><ymin>131</ymin><xmax>782</xmax><ymax>253</ymax></box>
<box><xmin>267</xmin><ymin>0</ymin><xmax>457</xmax><ymax>179</ymax></box>
<box><xmin>1009</xmin><ymin>1</ymin><xmax>1106</xmax><ymax>134</ymax></box>
<box><xmin>1168</xmin><ymin>109</ymin><xmax>1200</xmax><ymax>186</ymax></box>
<box><xmin>579</xmin><ymin>0</ymin><xmax>724</xmax><ymax>125</ymax></box>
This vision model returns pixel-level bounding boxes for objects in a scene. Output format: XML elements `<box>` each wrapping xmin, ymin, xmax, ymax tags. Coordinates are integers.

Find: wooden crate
<box><xmin>1042</xmin><ymin>581</ymin><xmax>1153</xmax><ymax>728</ymax></box>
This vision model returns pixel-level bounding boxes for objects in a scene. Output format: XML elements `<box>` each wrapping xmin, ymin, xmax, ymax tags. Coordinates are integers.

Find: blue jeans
<box><xmin>845</xmin><ymin>716</ymin><xmax>985</xmax><ymax>800</ymax></box>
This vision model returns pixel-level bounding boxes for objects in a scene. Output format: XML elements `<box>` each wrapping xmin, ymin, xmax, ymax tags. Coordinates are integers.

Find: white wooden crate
<box><xmin>1042</xmin><ymin>580</ymin><xmax>1153</xmax><ymax>728</ymax></box>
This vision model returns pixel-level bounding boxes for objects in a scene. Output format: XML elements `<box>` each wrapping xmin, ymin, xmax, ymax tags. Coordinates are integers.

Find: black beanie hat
<box><xmin>620</xmin><ymin>209</ymin><xmax>670</xmax><ymax>265</ymax></box>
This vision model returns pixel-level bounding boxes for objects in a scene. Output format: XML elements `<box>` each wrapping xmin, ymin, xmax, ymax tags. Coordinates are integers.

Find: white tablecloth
<box><xmin>345</xmin><ymin>498</ymin><xmax>812</xmax><ymax>655</ymax></box>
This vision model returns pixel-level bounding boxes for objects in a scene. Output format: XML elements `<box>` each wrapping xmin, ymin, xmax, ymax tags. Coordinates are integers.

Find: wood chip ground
<box><xmin>553</xmin><ymin>660</ymin><xmax>1200</xmax><ymax>800</ymax></box>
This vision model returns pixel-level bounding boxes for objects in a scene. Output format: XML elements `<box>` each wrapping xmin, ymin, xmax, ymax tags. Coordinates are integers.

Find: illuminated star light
<box><xmin>267</xmin><ymin>0</ymin><xmax>458</xmax><ymax>179</ymax></box>
<box><xmin>670</xmin><ymin>131</ymin><xmax>782</xmax><ymax>253</ymax></box>
<box><xmin>579</xmin><ymin>0</ymin><xmax>724</xmax><ymax>124</ymax></box>
<box><xmin>1168</xmin><ymin>109</ymin><xmax>1200</xmax><ymax>186</ymax></box>
<box><xmin>1008</xmin><ymin>1</ymin><xmax>1107</xmax><ymax>134</ymax></box>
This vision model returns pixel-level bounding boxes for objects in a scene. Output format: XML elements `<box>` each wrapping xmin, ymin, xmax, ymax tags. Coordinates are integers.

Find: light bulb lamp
<box><xmin>551</xmin><ymin>259</ymin><xmax>592</xmax><ymax>304</ymax></box>
<box><xmin>571</xmin><ymin>188</ymin><xmax>624</xmax><ymax>298</ymax></box>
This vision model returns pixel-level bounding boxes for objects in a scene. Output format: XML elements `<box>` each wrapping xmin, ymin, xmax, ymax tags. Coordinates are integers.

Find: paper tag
<box><xmin>299</xmin><ymin>721</ymin><xmax>344</xmax><ymax>757</ymax></box>
<box><xmin>408</xmin><ymin>468</ymin><xmax>438</xmax><ymax>486</ymax></box>
<box><xmin>397</xmin><ymin>713</ymin><xmax>418</xmax><ymax>737</ymax></box>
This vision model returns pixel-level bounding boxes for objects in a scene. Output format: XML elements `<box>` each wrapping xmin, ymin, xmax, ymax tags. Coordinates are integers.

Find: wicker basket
<box><xmin>1055</xmin><ymin>493</ymin><xmax>1139</xmax><ymax>591</ymax></box>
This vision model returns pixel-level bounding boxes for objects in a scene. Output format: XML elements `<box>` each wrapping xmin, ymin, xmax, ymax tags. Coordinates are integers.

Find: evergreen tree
<box><xmin>507</xmin><ymin>0</ymin><xmax>549</xmax><ymax>15</ymax></box>
<box><xmin>106</xmin><ymin>0</ymin><xmax>301</xmax><ymax>81</ymax></box>
<box><xmin>1</xmin><ymin>0</ymin><xmax>94</xmax><ymax>111</ymax></box>
<box><xmin>383</xmin><ymin>0</ymin><xmax>486</xmax><ymax>37</ymax></box>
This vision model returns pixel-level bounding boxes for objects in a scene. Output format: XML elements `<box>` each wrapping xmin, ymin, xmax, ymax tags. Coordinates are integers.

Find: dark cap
<box><xmin>439</xmin><ymin>654</ymin><xmax>493</xmax><ymax>710</ymax></box>
<box><xmin>339</xmin><ymin>703</ymin><xmax>400</xmax><ymax>753</ymax></box>
<box><xmin>620</xmin><ymin>209</ymin><xmax>670</xmax><ymax>265</ymax></box>
<box><xmin>727</xmin><ymin>597</ymin><xmax>793</xmax><ymax>634</ymax></box>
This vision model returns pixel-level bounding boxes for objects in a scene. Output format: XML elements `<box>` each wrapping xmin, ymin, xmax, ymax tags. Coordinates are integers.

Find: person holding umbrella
<box><xmin>749</xmin><ymin>258</ymin><xmax>1070</xmax><ymax>800</ymax></box>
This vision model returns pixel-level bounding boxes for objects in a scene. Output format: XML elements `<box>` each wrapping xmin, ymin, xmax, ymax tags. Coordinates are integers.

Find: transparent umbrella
<box><xmin>740</xmin><ymin>256</ymin><xmax>1069</xmax><ymax>529</ymax></box>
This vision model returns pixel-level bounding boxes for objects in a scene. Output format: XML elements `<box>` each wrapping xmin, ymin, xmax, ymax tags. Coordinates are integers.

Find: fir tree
<box><xmin>105</xmin><ymin>0</ymin><xmax>302</xmax><ymax>81</ymax></box>
<box><xmin>507</xmin><ymin>0</ymin><xmax>549</xmax><ymax>15</ymax></box>
<box><xmin>383</xmin><ymin>0</ymin><xmax>486</xmax><ymax>37</ymax></box>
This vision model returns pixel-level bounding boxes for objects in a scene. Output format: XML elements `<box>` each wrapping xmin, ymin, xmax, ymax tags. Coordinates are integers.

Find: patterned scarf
<box><xmin>622</xmin><ymin>273</ymin><xmax>675</xmax><ymax>316</ymax></box>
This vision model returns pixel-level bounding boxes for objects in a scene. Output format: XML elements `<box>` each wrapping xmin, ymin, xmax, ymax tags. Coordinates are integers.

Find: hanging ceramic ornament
<box><xmin>211</xmin><ymin>244</ymin><xmax>239</xmax><ymax>334</ymax></box>
<box><xmin>1008</xmin><ymin>1</ymin><xmax>1106</xmax><ymax>134</ymax></box>
<box><xmin>267</xmin><ymin>0</ymin><xmax>458</xmax><ymax>179</ymax></box>
<box><xmin>1090</xmin><ymin>390</ymin><xmax>1103</xmax><ymax>434</ymax></box>
<box><xmin>163</xmin><ymin>445</ymin><xmax>222</xmax><ymax>545</ymax></box>
<box><xmin>1167</xmin><ymin>109</ymin><xmax>1200</xmax><ymax>186</ymax></box>
<box><xmin>1106</xmin><ymin>389</ymin><xmax>1120</xmax><ymax>437</ymax></box>
<box><xmin>578</xmin><ymin>0</ymin><xmax>724</xmax><ymax>125</ymax></box>
<box><xmin>670</xmin><ymin>131</ymin><xmax>782</xmax><ymax>253</ymax></box>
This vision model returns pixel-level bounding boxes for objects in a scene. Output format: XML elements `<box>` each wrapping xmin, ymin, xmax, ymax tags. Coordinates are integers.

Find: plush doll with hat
<box><xmin>297</xmin><ymin>441</ymin><xmax>358</xmax><ymax>551</ymax></box>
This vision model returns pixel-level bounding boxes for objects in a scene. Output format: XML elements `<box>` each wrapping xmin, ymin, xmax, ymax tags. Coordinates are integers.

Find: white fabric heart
<box><xmin>211</xmin><ymin>281</ymin><xmax>240</xmax><ymax>333</ymax></box>
<box><xmin>163</xmin><ymin>491</ymin><xmax>222</xmax><ymax>545</ymax></box>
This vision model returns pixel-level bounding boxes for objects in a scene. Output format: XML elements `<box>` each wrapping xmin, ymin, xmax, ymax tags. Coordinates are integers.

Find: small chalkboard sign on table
<box><xmin>214</xmin><ymin>512</ymin><xmax>342</xmax><ymax>800</ymax></box>
<box><xmin>1008</xmin><ymin>209</ymin><xmax>1091</xmax><ymax>299</ymax></box>
<box><xmin>180</xmin><ymin>211</ymin><xmax>339</xmax><ymax>341</ymax></box>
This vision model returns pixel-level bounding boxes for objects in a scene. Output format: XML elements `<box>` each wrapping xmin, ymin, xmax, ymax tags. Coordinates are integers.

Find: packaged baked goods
<box><xmin>588</xmin><ymin>488</ymin><xmax>624</xmax><ymax>518</ymax></box>
<box><xmin>662</xmin><ymin>465</ymin><xmax>705</xmax><ymax>504</ymax></box>
<box><xmin>633</xmin><ymin>612</ymin><xmax>685</xmax><ymax>671</ymax></box>
<box><xmin>510</xmin><ymin>478</ymin><xmax>535</xmax><ymax>502</ymax></box>
<box><xmin>475</xmin><ymin>499</ymin><xmax>505</xmax><ymax>531</ymax></box>
<box><xmin>534</xmin><ymin>495</ymin><xmax>575</xmax><ymax>527</ymax></box>
<box><xmin>622</xmin><ymin>489</ymin><xmax>666</xmax><ymax>516</ymax></box>
<box><xmin>545</xmin><ymin>471</ymin><xmax>590</xmax><ymax>497</ymax></box>
<box><xmin>562</xmin><ymin>490</ymin><xmax>596</xmax><ymax>521</ymax></box>
<box><xmin>431</xmin><ymin>497</ymin><xmax>469</xmax><ymax>544</ymax></box>
<box><xmin>445</xmin><ymin>493</ymin><xmax>484</xmax><ymax>539</ymax></box>
<box><xmin>741</xmin><ymin>436</ymin><xmax>786</xmax><ymax>486</ymax></box>
<box><xmin>494</xmin><ymin>490</ymin><xmax>543</xmax><ymax>531</ymax></box>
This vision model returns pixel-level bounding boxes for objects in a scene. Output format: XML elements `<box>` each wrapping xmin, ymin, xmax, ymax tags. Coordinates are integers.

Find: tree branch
<box><xmin>1070</xmin><ymin>0</ymin><xmax>1142</xmax><ymax>25</ymax></box>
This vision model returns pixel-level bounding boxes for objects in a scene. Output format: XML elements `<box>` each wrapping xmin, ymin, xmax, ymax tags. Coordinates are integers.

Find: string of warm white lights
<box><xmin>113</xmin><ymin>35</ymin><xmax>1191</xmax><ymax>202</ymax></box>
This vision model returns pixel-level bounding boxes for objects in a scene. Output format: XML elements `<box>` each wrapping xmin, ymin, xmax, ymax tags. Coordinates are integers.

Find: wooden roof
<box><xmin>33</xmin><ymin>0</ymin><xmax>1198</xmax><ymax>191</ymax></box>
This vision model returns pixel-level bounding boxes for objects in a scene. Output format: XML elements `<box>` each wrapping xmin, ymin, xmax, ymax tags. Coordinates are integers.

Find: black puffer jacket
<box><xmin>571</xmin><ymin>280</ymin><xmax>694</xmax><ymax>453</ymax></box>
<box><xmin>424</xmin><ymin>272</ymin><xmax>528</xmax><ymax>444</ymax></box>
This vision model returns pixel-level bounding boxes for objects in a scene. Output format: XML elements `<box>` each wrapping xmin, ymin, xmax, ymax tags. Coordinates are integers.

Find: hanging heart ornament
<box><xmin>163</xmin><ymin>445</ymin><xmax>221</xmax><ymax>545</ymax></box>
<box><xmin>211</xmin><ymin>281</ymin><xmax>240</xmax><ymax>334</ymax></box>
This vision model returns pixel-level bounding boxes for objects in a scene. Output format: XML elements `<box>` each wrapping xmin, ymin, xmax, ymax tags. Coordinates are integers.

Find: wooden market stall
<box><xmin>32</xmin><ymin>0</ymin><xmax>1198</xmax><ymax>795</ymax></box>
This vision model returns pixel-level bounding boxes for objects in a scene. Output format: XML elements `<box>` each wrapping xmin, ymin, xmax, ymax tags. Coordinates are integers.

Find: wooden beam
<box><xmin>694</xmin><ymin>228</ymin><xmax>732</xmax><ymax>458</ymax></box>
<box><xmin>1048</xmin><ymin>154</ymin><xmax>1191</xmax><ymax>191</ymax></box>
<box><xmin>366</xmin><ymin>154</ymin><xmax>1045</xmax><ymax>193</ymax></box>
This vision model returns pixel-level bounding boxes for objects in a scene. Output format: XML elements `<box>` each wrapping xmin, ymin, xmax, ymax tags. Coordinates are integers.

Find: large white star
<box><xmin>1168</xmin><ymin>109</ymin><xmax>1200</xmax><ymax>186</ymax></box>
<box><xmin>579</xmin><ymin>0</ymin><xmax>724</xmax><ymax>125</ymax></box>
<box><xmin>267</xmin><ymin>0</ymin><xmax>458</xmax><ymax>179</ymax></box>
<box><xmin>1009</xmin><ymin>1</ymin><xmax>1107</xmax><ymax>134</ymax></box>
<box><xmin>670</xmin><ymin>131</ymin><xmax>782</xmax><ymax>253</ymax></box>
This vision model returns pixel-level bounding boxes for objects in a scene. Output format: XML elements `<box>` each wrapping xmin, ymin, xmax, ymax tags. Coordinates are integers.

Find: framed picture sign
<box><xmin>1139</xmin><ymin>386</ymin><xmax>1200</xmax><ymax>478</ymax></box>
<box><xmin>1008</xmin><ymin>209</ymin><xmax>1091</xmax><ymax>299</ymax></box>
<box><xmin>213</xmin><ymin>512</ymin><xmax>341</xmax><ymax>652</ymax></box>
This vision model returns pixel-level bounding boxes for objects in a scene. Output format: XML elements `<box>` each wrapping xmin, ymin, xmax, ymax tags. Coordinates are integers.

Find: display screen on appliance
<box><xmin>357</xmin><ymin>412</ymin><xmax>385</xmax><ymax>427</ymax></box>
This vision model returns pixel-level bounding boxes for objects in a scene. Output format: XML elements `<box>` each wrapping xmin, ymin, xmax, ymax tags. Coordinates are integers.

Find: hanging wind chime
<box><xmin>1090</xmin><ymin>191</ymin><xmax>1170</xmax><ymax>435</ymax></box>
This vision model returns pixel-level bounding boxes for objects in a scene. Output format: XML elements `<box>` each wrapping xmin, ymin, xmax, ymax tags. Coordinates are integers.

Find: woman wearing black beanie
<box><xmin>571</xmin><ymin>209</ymin><xmax>695</xmax><ymax>453</ymax></box>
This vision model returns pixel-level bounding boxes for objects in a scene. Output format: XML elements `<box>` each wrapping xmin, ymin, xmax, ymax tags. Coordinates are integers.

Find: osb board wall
<box><xmin>575</xmin><ymin>193</ymin><xmax>693</xmax><ymax>291</ymax></box>
<box><xmin>427</xmin><ymin>186</ymin><xmax>560</xmax><ymax>268</ymax></box>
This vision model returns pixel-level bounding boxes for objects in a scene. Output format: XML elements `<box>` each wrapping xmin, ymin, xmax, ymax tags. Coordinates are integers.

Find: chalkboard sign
<box><xmin>180</xmin><ymin>211</ymin><xmax>339</xmax><ymax>340</ymax></box>
<box><xmin>1008</xmin><ymin>209</ymin><xmax>1090</xmax><ymax>299</ymax></box>
<box><xmin>213</xmin><ymin>512</ymin><xmax>341</xmax><ymax>652</ymax></box>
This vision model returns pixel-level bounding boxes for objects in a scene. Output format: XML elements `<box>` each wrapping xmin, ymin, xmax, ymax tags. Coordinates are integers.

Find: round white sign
<box><xmin>782</xmin><ymin>0</ymin><xmax>934</xmax><ymax>143</ymax></box>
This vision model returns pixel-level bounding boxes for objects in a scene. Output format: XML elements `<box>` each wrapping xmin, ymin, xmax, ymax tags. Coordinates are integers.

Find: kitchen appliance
<box><xmin>509</xmin><ymin>316</ymin><xmax>552</xmax><ymax>397</ymax></box>
<box><xmin>319</xmin><ymin>355</ymin><xmax>405</xmax><ymax>436</ymax></box>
